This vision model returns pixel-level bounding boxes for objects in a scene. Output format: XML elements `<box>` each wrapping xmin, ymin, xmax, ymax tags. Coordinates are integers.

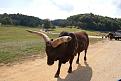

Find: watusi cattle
<box><xmin>26</xmin><ymin>30</ymin><xmax>89</xmax><ymax>78</ymax></box>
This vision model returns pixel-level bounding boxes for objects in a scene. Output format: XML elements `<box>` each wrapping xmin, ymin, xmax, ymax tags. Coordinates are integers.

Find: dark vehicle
<box><xmin>106</xmin><ymin>30</ymin><xmax>121</xmax><ymax>40</ymax></box>
<box><xmin>113</xmin><ymin>30</ymin><xmax>121</xmax><ymax>40</ymax></box>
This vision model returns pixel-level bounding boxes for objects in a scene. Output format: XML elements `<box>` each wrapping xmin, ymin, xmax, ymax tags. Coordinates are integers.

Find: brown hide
<box><xmin>46</xmin><ymin>32</ymin><xmax>78</xmax><ymax>64</ymax></box>
<box><xmin>74</xmin><ymin>32</ymin><xmax>89</xmax><ymax>53</ymax></box>
<box><xmin>46</xmin><ymin>31</ymin><xmax>89</xmax><ymax>77</ymax></box>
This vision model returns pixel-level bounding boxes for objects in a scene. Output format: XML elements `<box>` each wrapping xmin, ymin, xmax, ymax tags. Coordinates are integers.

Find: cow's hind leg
<box><xmin>68</xmin><ymin>56</ymin><xmax>74</xmax><ymax>73</ymax></box>
<box><xmin>55</xmin><ymin>61</ymin><xmax>62</xmax><ymax>78</ymax></box>
<box><xmin>76</xmin><ymin>52</ymin><xmax>80</xmax><ymax>64</ymax></box>
<box><xmin>84</xmin><ymin>50</ymin><xmax>87</xmax><ymax>61</ymax></box>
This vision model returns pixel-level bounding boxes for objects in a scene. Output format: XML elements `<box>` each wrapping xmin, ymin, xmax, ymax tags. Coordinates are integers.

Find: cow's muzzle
<box><xmin>47</xmin><ymin>61</ymin><xmax>54</xmax><ymax>66</ymax></box>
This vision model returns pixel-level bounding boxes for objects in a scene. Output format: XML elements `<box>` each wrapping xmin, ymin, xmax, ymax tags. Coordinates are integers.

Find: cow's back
<box><xmin>74</xmin><ymin>32</ymin><xmax>89</xmax><ymax>53</ymax></box>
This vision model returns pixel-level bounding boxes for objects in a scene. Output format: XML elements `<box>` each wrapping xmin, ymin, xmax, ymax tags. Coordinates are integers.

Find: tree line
<box><xmin>0</xmin><ymin>13</ymin><xmax>121</xmax><ymax>31</ymax></box>
<box><xmin>66</xmin><ymin>13</ymin><xmax>121</xmax><ymax>31</ymax></box>
<box><xmin>0</xmin><ymin>13</ymin><xmax>43</xmax><ymax>27</ymax></box>
<box><xmin>52</xmin><ymin>13</ymin><xmax>121</xmax><ymax>31</ymax></box>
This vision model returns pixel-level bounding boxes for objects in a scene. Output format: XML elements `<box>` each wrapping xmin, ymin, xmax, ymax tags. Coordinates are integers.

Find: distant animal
<box><xmin>105</xmin><ymin>32</ymin><xmax>114</xmax><ymax>40</ymax></box>
<box><xmin>26</xmin><ymin>30</ymin><xmax>89</xmax><ymax>78</ymax></box>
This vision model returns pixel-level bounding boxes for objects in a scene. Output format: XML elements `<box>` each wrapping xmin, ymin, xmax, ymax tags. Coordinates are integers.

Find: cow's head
<box><xmin>26</xmin><ymin>30</ymin><xmax>72</xmax><ymax>65</ymax></box>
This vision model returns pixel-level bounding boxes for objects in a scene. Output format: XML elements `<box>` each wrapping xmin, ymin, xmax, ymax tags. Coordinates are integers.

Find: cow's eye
<box><xmin>51</xmin><ymin>39</ymin><xmax>53</xmax><ymax>41</ymax></box>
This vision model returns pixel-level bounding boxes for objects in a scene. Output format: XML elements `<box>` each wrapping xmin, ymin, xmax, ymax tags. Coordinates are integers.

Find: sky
<box><xmin>0</xmin><ymin>0</ymin><xmax>121</xmax><ymax>20</ymax></box>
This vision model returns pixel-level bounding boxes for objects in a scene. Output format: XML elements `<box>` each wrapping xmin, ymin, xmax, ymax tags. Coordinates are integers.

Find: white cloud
<box><xmin>50</xmin><ymin>0</ymin><xmax>74</xmax><ymax>12</ymax></box>
<box><xmin>0</xmin><ymin>0</ymin><xmax>121</xmax><ymax>20</ymax></box>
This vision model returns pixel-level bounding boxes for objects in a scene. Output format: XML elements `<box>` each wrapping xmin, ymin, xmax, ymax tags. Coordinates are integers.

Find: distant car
<box><xmin>106</xmin><ymin>30</ymin><xmax>121</xmax><ymax>40</ymax></box>
<box><xmin>113</xmin><ymin>30</ymin><xmax>121</xmax><ymax>40</ymax></box>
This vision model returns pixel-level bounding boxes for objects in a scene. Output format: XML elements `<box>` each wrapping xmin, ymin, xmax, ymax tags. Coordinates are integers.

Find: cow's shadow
<box><xmin>57</xmin><ymin>62</ymin><xmax>92</xmax><ymax>81</ymax></box>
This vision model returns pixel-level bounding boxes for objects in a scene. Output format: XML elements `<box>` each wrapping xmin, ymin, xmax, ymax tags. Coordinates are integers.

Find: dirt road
<box><xmin>0</xmin><ymin>40</ymin><xmax>121</xmax><ymax>81</ymax></box>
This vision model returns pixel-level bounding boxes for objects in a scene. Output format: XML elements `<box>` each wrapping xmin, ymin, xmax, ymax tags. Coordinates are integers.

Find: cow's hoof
<box><xmin>68</xmin><ymin>70</ymin><xmax>72</xmax><ymax>73</ymax></box>
<box><xmin>54</xmin><ymin>74</ymin><xmax>59</xmax><ymax>78</ymax></box>
<box><xmin>84</xmin><ymin>57</ymin><xmax>87</xmax><ymax>61</ymax></box>
<box><xmin>76</xmin><ymin>61</ymin><xmax>79</xmax><ymax>64</ymax></box>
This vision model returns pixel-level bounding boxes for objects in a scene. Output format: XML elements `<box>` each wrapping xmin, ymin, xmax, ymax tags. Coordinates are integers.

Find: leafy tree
<box><xmin>0</xmin><ymin>13</ymin><xmax>43</xmax><ymax>27</ymax></box>
<box><xmin>66</xmin><ymin>13</ymin><xmax>121</xmax><ymax>31</ymax></box>
<box><xmin>52</xmin><ymin>19</ymin><xmax>68</xmax><ymax>27</ymax></box>
<box><xmin>43</xmin><ymin>19</ymin><xmax>52</xmax><ymax>29</ymax></box>
<box><xmin>1</xmin><ymin>13</ymin><xmax>121</xmax><ymax>31</ymax></box>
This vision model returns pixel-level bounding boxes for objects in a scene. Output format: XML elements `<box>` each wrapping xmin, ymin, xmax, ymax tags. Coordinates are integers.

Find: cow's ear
<box><xmin>69</xmin><ymin>33</ymin><xmax>75</xmax><ymax>38</ymax></box>
<box><xmin>51</xmin><ymin>39</ymin><xmax>53</xmax><ymax>41</ymax></box>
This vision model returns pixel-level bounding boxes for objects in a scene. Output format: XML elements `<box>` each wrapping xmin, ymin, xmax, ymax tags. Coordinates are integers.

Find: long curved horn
<box><xmin>51</xmin><ymin>36</ymin><xmax>72</xmax><ymax>48</ymax></box>
<box><xmin>26</xmin><ymin>30</ymin><xmax>50</xmax><ymax>42</ymax></box>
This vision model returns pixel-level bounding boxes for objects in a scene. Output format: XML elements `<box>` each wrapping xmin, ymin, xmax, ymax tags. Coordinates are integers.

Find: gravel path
<box><xmin>0</xmin><ymin>40</ymin><xmax>121</xmax><ymax>81</ymax></box>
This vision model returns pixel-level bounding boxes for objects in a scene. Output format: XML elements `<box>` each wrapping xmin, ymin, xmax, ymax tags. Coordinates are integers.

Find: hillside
<box><xmin>53</xmin><ymin>13</ymin><xmax>121</xmax><ymax>31</ymax></box>
<box><xmin>1</xmin><ymin>13</ymin><xmax>121</xmax><ymax>31</ymax></box>
<box><xmin>0</xmin><ymin>13</ymin><xmax>43</xmax><ymax>27</ymax></box>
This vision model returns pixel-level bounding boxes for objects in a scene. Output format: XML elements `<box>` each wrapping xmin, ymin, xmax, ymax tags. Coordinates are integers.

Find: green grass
<box><xmin>0</xmin><ymin>26</ymin><xmax>45</xmax><ymax>63</ymax></box>
<box><xmin>52</xmin><ymin>27</ymin><xmax>104</xmax><ymax>36</ymax></box>
<box><xmin>0</xmin><ymin>40</ymin><xmax>45</xmax><ymax>63</ymax></box>
<box><xmin>0</xmin><ymin>26</ymin><xmax>103</xmax><ymax>64</ymax></box>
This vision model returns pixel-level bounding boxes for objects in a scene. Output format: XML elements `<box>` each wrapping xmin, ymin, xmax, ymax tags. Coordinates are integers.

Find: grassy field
<box><xmin>52</xmin><ymin>27</ymin><xmax>103</xmax><ymax>36</ymax></box>
<box><xmin>0</xmin><ymin>26</ymin><xmax>103</xmax><ymax>64</ymax></box>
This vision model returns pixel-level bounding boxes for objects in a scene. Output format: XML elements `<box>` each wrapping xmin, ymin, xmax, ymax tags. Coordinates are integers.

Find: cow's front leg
<box><xmin>54</xmin><ymin>61</ymin><xmax>62</xmax><ymax>78</ymax></box>
<box><xmin>68</xmin><ymin>56</ymin><xmax>74</xmax><ymax>73</ymax></box>
<box><xmin>76</xmin><ymin>52</ymin><xmax>80</xmax><ymax>64</ymax></box>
